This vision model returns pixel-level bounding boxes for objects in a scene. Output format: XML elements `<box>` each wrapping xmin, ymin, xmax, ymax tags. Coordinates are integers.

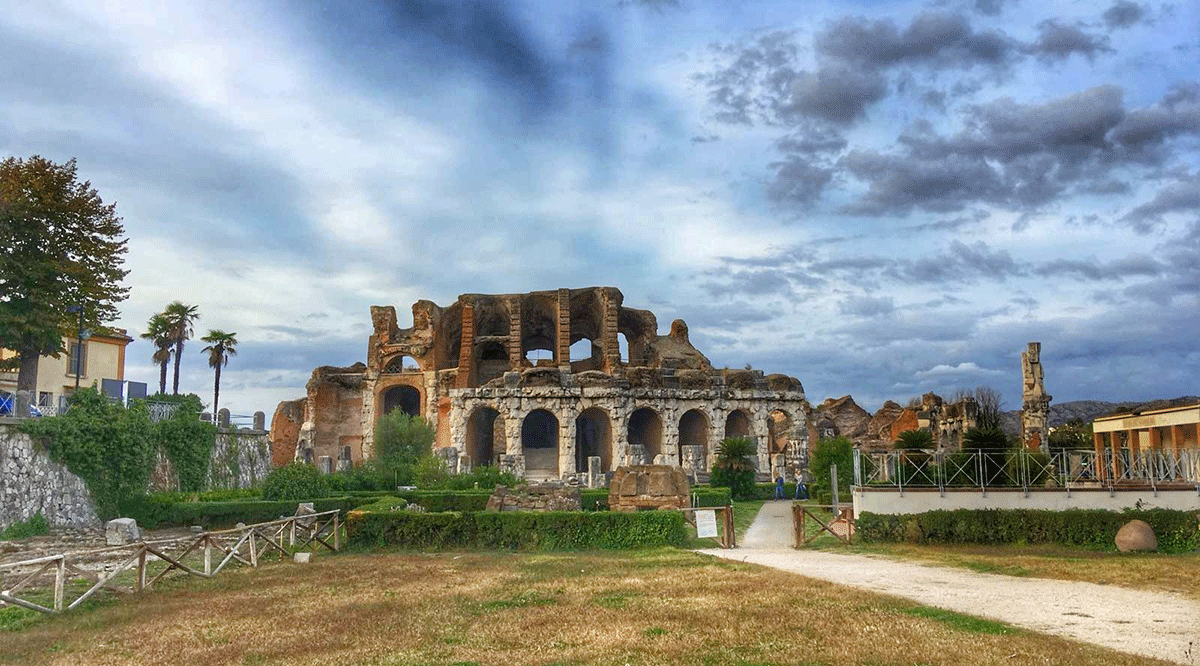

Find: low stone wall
<box><xmin>207</xmin><ymin>429</ymin><xmax>273</xmax><ymax>489</ymax></box>
<box><xmin>0</xmin><ymin>421</ymin><xmax>98</xmax><ymax>530</ymax></box>
<box><xmin>854</xmin><ymin>485</ymin><xmax>1200</xmax><ymax>515</ymax></box>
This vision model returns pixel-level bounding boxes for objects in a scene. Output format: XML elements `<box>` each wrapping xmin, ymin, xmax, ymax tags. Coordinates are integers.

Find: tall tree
<box><xmin>952</xmin><ymin>385</ymin><xmax>1004</xmax><ymax>430</ymax></box>
<box><xmin>140</xmin><ymin>313</ymin><xmax>172</xmax><ymax>394</ymax></box>
<box><xmin>162</xmin><ymin>301</ymin><xmax>199</xmax><ymax>395</ymax></box>
<box><xmin>200</xmin><ymin>329</ymin><xmax>237</xmax><ymax>418</ymax></box>
<box><xmin>0</xmin><ymin>156</ymin><xmax>129</xmax><ymax>415</ymax></box>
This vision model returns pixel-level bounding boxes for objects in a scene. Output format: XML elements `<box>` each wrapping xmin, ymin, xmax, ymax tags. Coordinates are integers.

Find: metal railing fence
<box><xmin>854</xmin><ymin>448</ymin><xmax>1200</xmax><ymax>492</ymax></box>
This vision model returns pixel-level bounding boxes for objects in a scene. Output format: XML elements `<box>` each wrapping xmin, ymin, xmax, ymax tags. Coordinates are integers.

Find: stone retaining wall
<box><xmin>0</xmin><ymin>421</ymin><xmax>98</xmax><ymax>530</ymax></box>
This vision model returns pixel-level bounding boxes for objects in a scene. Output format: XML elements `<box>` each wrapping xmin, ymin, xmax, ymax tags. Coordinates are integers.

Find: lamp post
<box><xmin>66</xmin><ymin>305</ymin><xmax>91</xmax><ymax>391</ymax></box>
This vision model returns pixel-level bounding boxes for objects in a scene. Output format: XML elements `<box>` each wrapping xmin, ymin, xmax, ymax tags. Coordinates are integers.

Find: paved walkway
<box><xmin>699</xmin><ymin>501</ymin><xmax>1199</xmax><ymax>665</ymax></box>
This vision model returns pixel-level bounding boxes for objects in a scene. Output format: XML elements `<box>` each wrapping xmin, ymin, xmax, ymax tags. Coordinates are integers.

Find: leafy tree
<box><xmin>373</xmin><ymin>410</ymin><xmax>435</xmax><ymax>484</ymax></box>
<box><xmin>952</xmin><ymin>385</ymin><xmax>1004</xmax><ymax>430</ymax></box>
<box><xmin>894</xmin><ymin>429</ymin><xmax>933</xmax><ymax>450</ymax></box>
<box><xmin>20</xmin><ymin>387</ymin><xmax>154</xmax><ymax>519</ymax></box>
<box><xmin>0</xmin><ymin>156</ymin><xmax>129</xmax><ymax>414</ymax></box>
<box><xmin>162</xmin><ymin>301</ymin><xmax>199</xmax><ymax>395</ymax></box>
<box><xmin>810</xmin><ymin>436</ymin><xmax>853</xmax><ymax>503</ymax></box>
<box><xmin>140</xmin><ymin>313</ymin><xmax>173</xmax><ymax>394</ymax></box>
<box><xmin>1048</xmin><ymin>418</ymin><xmax>1093</xmax><ymax>452</ymax></box>
<box><xmin>262</xmin><ymin>462</ymin><xmax>327</xmax><ymax>501</ymax></box>
<box><xmin>200</xmin><ymin>329</ymin><xmax>238</xmax><ymax>417</ymax></box>
<box><xmin>710</xmin><ymin>436</ymin><xmax>758</xmax><ymax>499</ymax></box>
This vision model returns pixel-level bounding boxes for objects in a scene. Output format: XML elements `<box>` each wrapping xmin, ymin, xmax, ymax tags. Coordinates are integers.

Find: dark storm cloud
<box><xmin>1026</xmin><ymin>20</ymin><xmax>1113</xmax><ymax>63</ymax></box>
<box><xmin>969</xmin><ymin>0</ymin><xmax>1016</xmax><ymax>16</ymax></box>
<box><xmin>1122</xmin><ymin>172</ymin><xmax>1200</xmax><ymax>228</ymax></box>
<box><xmin>767</xmin><ymin>156</ymin><xmax>833</xmax><ymax>206</ymax></box>
<box><xmin>839</xmin><ymin>150</ymin><xmax>1005</xmax><ymax>215</ymax></box>
<box><xmin>776</xmin><ymin>129</ymin><xmax>847</xmax><ymax>154</ymax></box>
<box><xmin>813</xmin><ymin>12</ymin><xmax>1017</xmax><ymax>70</ymax></box>
<box><xmin>895</xmin><ymin>240</ymin><xmax>1023</xmax><ymax>284</ymax></box>
<box><xmin>1110</xmin><ymin>82</ymin><xmax>1200</xmax><ymax>153</ymax></box>
<box><xmin>838</xmin><ymin>295</ymin><xmax>895</xmax><ymax>317</ymax></box>
<box><xmin>780</xmin><ymin>69</ymin><xmax>889</xmax><ymax>125</ymax></box>
<box><xmin>1103</xmin><ymin>1</ymin><xmax>1147</xmax><ymax>29</ymax></box>
<box><xmin>1034</xmin><ymin>254</ymin><xmax>1164</xmax><ymax>280</ymax></box>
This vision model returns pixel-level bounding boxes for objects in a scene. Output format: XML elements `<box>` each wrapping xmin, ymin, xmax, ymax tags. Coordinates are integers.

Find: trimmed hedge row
<box><xmin>857</xmin><ymin>508</ymin><xmax>1200</xmax><ymax>552</ymax></box>
<box><xmin>121</xmin><ymin>495</ymin><xmax>379</xmax><ymax>530</ymax></box>
<box><xmin>346</xmin><ymin>510</ymin><xmax>689</xmax><ymax>551</ymax></box>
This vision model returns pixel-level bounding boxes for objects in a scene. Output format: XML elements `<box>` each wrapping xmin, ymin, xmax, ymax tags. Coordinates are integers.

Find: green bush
<box><xmin>123</xmin><ymin>495</ymin><xmax>377</xmax><ymax>530</ymax></box>
<box><xmin>373</xmin><ymin>411</ymin><xmax>434</xmax><ymax>485</ymax></box>
<box><xmin>811</xmin><ymin>436</ymin><xmax>854</xmax><ymax>502</ymax></box>
<box><xmin>151</xmin><ymin>393</ymin><xmax>216</xmax><ymax>492</ymax></box>
<box><xmin>261</xmin><ymin>462</ymin><xmax>328</xmax><ymax>501</ymax></box>
<box><xmin>1</xmin><ymin>512</ymin><xmax>50</xmax><ymax>539</ymax></box>
<box><xmin>857</xmin><ymin>508</ymin><xmax>1200</xmax><ymax>553</ymax></box>
<box><xmin>346</xmin><ymin>510</ymin><xmax>688</xmax><ymax>551</ymax></box>
<box><xmin>710</xmin><ymin>437</ymin><xmax>758</xmax><ymax>500</ymax></box>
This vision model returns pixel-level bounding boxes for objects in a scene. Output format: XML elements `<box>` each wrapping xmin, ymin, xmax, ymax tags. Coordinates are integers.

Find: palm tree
<box><xmin>200</xmin><ymin>330</ymin><xmax>237</xmax><ymax>419</ymax></box>
<box><xmin>140</xmin><ymin>313</ymin><xmax>173</xmax><ymax>394</ymax></box>
<box><xmin>162</xmin><ymin>301</ymin><xmax>199</xmax><ymax>395</ymax></box>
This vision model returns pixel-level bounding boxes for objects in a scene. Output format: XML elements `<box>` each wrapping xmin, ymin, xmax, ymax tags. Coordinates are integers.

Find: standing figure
<box><xmin>794</xmin><ymin>469</ymin><xmax>808</xmax><ymax>500</ymax></box>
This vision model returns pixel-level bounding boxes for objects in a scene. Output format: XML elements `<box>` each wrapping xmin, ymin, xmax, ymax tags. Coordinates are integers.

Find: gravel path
<box><xmin>699</xmin><ymin>501</ymin><xmax>1199</xmax><ymax>665</ymax></box>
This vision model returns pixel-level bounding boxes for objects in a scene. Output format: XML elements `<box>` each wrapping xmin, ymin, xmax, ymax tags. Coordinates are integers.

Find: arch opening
<box><xmin>381</xmin><ymin>385</ymin><xmax>421</xmax><ymax>418</ymax></box>
<box><xmin>628</xmin><ymin>407</ymin><xmax>664</xmax><ymax>464</ymax></box>
<box><xmin>466</xmin><ymin>407</ymin><xmax>503</xmax><ymax>467</ymax></box>
<box><xmin>476</xmin><ymin>341</ymin><xmax>509</xmax><ymax>385</ymax></box>
<box><xmin>575</xmin><ymin>407</ymin><xmax>612</xmax><ymax>473</ymax></box>
<box><xmin>767</xmin><ymin>410</ymin><xmax>793</xmax><ymax>454</ymax></box>
<box><xmin>383</xmin><ymin>355</ymin><xmax>419</xmax><ymax>373</ymax></box>
<box><xmin>725</xmin><ymin>409</ymin><xmax>751</xmax><ymax>440</ymax></box>
<box><xmin>521</xmin><ymin>409</ymin><xmax>559</xmax><ymax>473</ymax></box>
<box><xmin>679</xmin><ymin>409</ymin><xmax>709</xmax><ymax>461</ymax></box>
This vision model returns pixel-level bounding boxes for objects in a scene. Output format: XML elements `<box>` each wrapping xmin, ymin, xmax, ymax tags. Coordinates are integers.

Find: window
<box><xmin>68</xmin><ymin>341</ymin><xmax>86</xmax><ymax>377</ymax></box>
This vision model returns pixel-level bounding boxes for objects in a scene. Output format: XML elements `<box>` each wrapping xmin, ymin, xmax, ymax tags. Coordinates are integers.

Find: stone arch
<box><xmin>767</xmin><ymin>409</ymin><xmax>794</xmax><ymax>454</ymax></box>
<box><xmin>381</xmin><ymin>385</ymin><xmax>421</xmax><ymax>418</ymax></box>
<box><xmin>628</xmin><ymin>407</ymin><xmax>664</xmax><ymax>463</ymax></box>
<box><xmin>725</xmin><ymin>409</ymin><xmax>751</xmax><ymax>440</ymax></box>
<box><xmin>678</xmin><ymin>408</ymin><xmax>709</xmax><ymax>460</ymax></box>
<box><xmin>465</xmin><ymin>406</ymin><xmax>503</xmax><ymax>467</ymax></box>
<box><xmin>569</xmin><ymin>289</ymin><xmax>605</xmax><ymax>372</ymax></box>
<box><xmin>382</xmin><ymin>354</ymin><xmax>419</xmax><ymax>373</ymax></box>
<box><xmin>575</xmin><ymin>407</ymin><xmax>612</xmax><ymax>473</ymax></box>
<box><xmin>521</xmin><ymin>408</ymin><xmax>559</xmax><ymax>473</ymax></box>
<box><xmin>474</xmin><ymin>297</ymin><xmax>510</xmax><ymax>337</ymax></box>
<box><xmin>475</xmin><ymin>341</ymin><xmax>509</xmax><ymax>385</ymax></box>
<box><xmin>521</xmin><ymin>295</ymin><xmax>558</xmax><ymax>365</ymax></box>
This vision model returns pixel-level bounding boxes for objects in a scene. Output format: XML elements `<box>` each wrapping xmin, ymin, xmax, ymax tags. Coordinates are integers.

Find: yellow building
<box><xmin>0</xmin><ymin>328</ymin><xmax>134</xmax><ymax>415</ymax></box>
<box><xmin>1092</xmin><ymin>399</ymin><xmax>1200</xmax><ymax>483</ymax></box>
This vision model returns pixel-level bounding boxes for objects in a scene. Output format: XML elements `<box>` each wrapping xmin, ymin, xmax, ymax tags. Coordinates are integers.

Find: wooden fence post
<box><xmin>53</xmin><ymin>557</ymin><xmax>65</xmax><ymax>611</ymax></box>
<box><xmin>136</xmin><ymin>547</ymin><xmax>147</xmax><ymax>592</ymax></box>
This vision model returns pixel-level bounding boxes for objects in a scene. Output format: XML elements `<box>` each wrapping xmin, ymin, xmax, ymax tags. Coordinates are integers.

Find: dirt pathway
<box><xmin>699</xmin><ymin>501</ymin><xmax>1199</xmax><ymax>665</ymax></box>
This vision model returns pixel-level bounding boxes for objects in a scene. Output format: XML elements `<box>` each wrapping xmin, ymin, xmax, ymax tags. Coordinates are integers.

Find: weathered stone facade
<box><xmin>1021</xmin><ymin>342</ymin><xmax>1052</xmax><ymax>452</ymax></box>
<box><xmin>607</xmin><ymin>465</ymin><xmax>690</xmax><ymax>511</ymax></box>
<box><xmin>0</xmin><ymin>422</ymin><xmax>98</xmax><ymax>530</ymax></box>
<box><xmin>813</xmin><ymin>392</ymin><xmax>978</xmax><ymax>452</ymax></box>
<box><xmin>275</xmin><ymin>287</ymin><xmax>810</xmax><ymax>483</ymax></box>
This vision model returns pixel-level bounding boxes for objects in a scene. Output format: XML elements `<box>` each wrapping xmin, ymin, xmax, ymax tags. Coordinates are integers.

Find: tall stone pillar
<box><xmin>507</xmin><ymin>296</ymin><xmax>522</xmax><ymax>368</ymax></box>
<box><xmin>1020</xmin><ymin>342</ymin><xmax>1052</xmax><ymax>452</ymax></box>
<box><xmin>556</xmin><ymin>288</ymin><xmax>571</xmax><ymax>365</ymax></box>
<box><xmin>456</xmin><ymin>300</ymin><xmax>475</xmax><ymax>388</ymax></box>
<box><xmin>602</xmin><ymin>288</ymin><xmax>621</xmax><ymax>372</ymax></box>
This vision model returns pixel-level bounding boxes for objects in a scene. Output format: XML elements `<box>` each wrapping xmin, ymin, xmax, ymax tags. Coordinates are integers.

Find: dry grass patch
<box><xmin>0</xmin><ymin>548</ymin><xmax>1175</xmax><ymax>666</ymax></box>
<box><xmin>839</xmin><ymin>542</ymin><xmax>1200</xmax><ymax>601</ymax></box>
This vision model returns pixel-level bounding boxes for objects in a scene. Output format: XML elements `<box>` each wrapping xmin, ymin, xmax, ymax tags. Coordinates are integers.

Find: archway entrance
<box><xmin>575</xmin><ymin>408</ymin><xmax>612</xmax><ymax>473</ymax></box>
<box><xmin>768</xmin><ymin>410</ymin><xmax>794</xmax><ymax>454</ymax></box>
<box><xmin>466</xmin><ymin>407</ymin><xmax>503</xmax><ymax>466</ymax></box>
<box><xmin>725</xmin><ymin>409</ymin><xmax>751</xmax><ymax>440</ymax></box>
<box><xmin>628</xmin><ymin>408</ymin><xmax>663</xmax><ymax>464</ymax></box>
<box><xmin>522</xmin><ymin>409</ymin><xmax>559</xmax><ymax>474</ymax></box>
<box><xmin>679</xmin><ymin>409</ymin><xmax>709</xmax><ymax>461</ymax></box>
<box><xmin>382</xmin><ymin>385</ymin><xmax>421</xmax><ymax>418</ymax></box>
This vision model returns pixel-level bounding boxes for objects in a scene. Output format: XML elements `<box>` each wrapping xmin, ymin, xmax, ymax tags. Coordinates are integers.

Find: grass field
<box><xmin>1</xmin><ymin>546</ymin><xmax>1176</xmax><ymax>666</ymax></box>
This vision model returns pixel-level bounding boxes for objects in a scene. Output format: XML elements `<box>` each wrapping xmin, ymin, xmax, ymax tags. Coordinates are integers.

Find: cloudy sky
<box><xmin>3</xmin><ymin>0</ymin><xmax>1197</xmax><ymax>417</ymax></box>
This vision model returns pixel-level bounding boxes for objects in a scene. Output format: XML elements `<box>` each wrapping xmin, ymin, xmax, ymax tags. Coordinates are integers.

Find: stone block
<box><xmin>1115</xmin><ymin>519</ymin><xmax>1157</xmax><ymax>552</ymax></box>
<box><xmin>293</xmin><ymin>552</ymin><xmax>312</xmax><ymax>564</ymax></box>
<box><xmin>106</xmin><ymin>517</ymin><xmax>141</xmax><ymax>546</ymax></box>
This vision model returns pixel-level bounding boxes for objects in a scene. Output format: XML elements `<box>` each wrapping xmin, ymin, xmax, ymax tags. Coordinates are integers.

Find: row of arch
<box><xmin>462</xmin><ymin>404</ymin><xmax>796</xmax><ymax>474</ymax></box>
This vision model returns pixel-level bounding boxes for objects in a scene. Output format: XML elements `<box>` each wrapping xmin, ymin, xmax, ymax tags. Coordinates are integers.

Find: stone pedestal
<box><xmin>106</xmin><ymin>518</ymin><xmax>140</xmax><ymax>546</ymax></box>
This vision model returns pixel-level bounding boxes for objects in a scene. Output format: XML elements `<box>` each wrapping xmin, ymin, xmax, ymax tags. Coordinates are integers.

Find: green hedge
<box><xmin>857</xmin><ymin>508</ymin><xmax>1200</xmax><ymax>552</ymax></box>
<box><xmin>346</xmin><ymin>510</ymin><xmax>688</xmax><ymax>551</ymax></box>
<box><xmin>121</xmin><ymin>495</ymin><xmax>379</xmax><ymax>530</ymax></box>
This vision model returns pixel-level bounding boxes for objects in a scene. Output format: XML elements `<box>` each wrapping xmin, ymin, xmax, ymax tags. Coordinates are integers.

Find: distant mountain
<box><xmin>999</xmin><ymin>398</ymin><xmax>1199</xmax><ymax>437</ymax></box>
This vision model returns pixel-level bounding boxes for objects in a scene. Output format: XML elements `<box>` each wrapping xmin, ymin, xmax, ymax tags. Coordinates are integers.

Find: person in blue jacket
<box><xmin>774</xmin><ymin>475</ymin><xmax>785</xmax><ymax>500</ymax></box>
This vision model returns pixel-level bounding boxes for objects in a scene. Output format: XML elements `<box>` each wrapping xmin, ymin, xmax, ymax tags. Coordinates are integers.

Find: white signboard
<box><xmin>695</xmin><ymin>509</ymin><xmax>719</xmax><ymax>538</ymax></box>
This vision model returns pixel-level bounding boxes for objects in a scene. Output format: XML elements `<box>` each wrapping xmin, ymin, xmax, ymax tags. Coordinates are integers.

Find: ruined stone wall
<box><xmin>1021</xmin><ymin>342</ymin><xmax>1052</xmax><ymax>452</ymax></box>
<box><xmin>0</xmin><ymin>422</ymin><xmax>98</xmax><ymax>530</ymax></box>
<box><xmin>269</xmin><ymin>398</ymin><xmax>306</xmax><ymax>468</ymax></box>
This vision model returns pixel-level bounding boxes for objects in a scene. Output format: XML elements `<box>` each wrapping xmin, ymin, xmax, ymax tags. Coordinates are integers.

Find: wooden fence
<box><xmin>792</xmin><ymin>504</ymin><xmax>855</xmax><ymax>547</ymax></box>
<box><xmin>0</xmin><ymin>510</ymin><xmax>341</xmax><ymax>615</ymax></box>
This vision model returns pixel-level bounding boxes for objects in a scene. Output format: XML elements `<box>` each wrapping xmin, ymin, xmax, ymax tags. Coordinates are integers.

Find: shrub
<box><xmin>856</xmin><ymin>508</ymin><xmax>1200</xmax><ymax>553</ymax></box>
<box><xmin>152</xmin><ymin>393</ymin><xmax>216</xmax><ymax>492</ymax></box>
<box><xmin>346</xmin><ymin>510</ymin><xmax>688</xmax><ymax>551</ymax></box>
<box><xmin>894</xmin><ymin>429</ymin><xmax>933</xmax><ymax>450</ymax></box>
<box><xmin>261</xmin><ymin>462</ymin><xmax>328</xmax><ymax>501</ymax></box>
<box><xmin>710</xmin><ymin>437</ymin><xmax>758</xmax><ymax>500</ymax></box>
<box><xmin>122</xmin><ymin>495</ymin><xmax>377</xmax><ymax>530</ymax></box>
<box><xmin>810</xmin><ymin>436</ymin><xmax>854</xmax><ymax>503</ymax></box>
<box><xmin>1</xmin><ymin>512</ymin><xmax>50</xmax><ymax>539</ymax></box>
<box><xmin>373</xmin><ymin>411</ymin><xmax>434</xmax><ymax>484</ymax></box>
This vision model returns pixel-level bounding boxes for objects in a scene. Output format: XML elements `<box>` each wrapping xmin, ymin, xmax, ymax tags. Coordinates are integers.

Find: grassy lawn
<box><xmin>0</xmin><ymin>547</ymin><xmax>1174</xmax><ymax>666</ymax></box>
<box><xmin>830</xmin><ymin>541</ymin><xmax>1200</xmax><ymax>601</ymax></box>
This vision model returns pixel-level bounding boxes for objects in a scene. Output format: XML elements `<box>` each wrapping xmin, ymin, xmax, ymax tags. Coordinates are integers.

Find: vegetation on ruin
<box><xmin>709</xmin><ymin>436</ymin><xmax>758</xmax><ymax>499</ymax></box>
<box><xmin>0</xmin><ymin>511</ymin><xmax>49</xmax><ymax>540</ymax></box>
<box><xmin>20</xmin><ymin>388</ymin><xmax>157</xmax><ymax>520</ymax></box>
<box><xmin>152</xmin><ymin>393</ymin><xmax>217</xmax><ymax>492</ymax></box>
<box><xmin>894</xmin><ymin>428</ymin><xmax>933</xmax><ymax>449</ymax></box>
<box><xmin>0</xmin><ymin>156</ymin><xmax>129</xmax><ymax>409</ymax></box>
<box><xmin>261</xmin><ymin>461</ymin><xmax>328</xmax><ymax>501</ymax></box>
<box><xmin>0</xmin><ymin>549</ymin><xmax>1168</xmax><ymax>665</ymax></box>
<box><xmin>372</xmin><ymin>410</ymin><xmax>435</xmax><ymax>484</ymax></box>
<box><xmin>810</xmin><ymin>435</ymin><xmax>854</xmax><ymax>504</ymax></box>
<box><xmin>1049</xmin><ymin>417</ymin><xmax>1094</xmax><ymax>451</ymax></box>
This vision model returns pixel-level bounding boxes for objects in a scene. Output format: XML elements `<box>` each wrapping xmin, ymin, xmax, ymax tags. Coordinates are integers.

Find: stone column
<box><xmin>556</xmin><ymin>288</ymin><xmax>571</xmax><ymax>364</ymax></box>
<box><xmin>456</xmin><ymin>300</ymin><xmax>475</xmax><ymax>388</ymax></box>
<box><xmin>558</xmin><ymin>404</ymin><xmax>576</xmax><ymax>477</ymax></box>
<box><xmin>507</xmin><ymin>297</ymin><xmax>522</xmax><ymax>367</ymax></box>
<box><xmin>602</xmin><ymin>289</ymin><xmax>621</xmax><ymax>372</ymax></box>
<box><xmin>505</xmin><ymin>400</ymin><xmax>524</xmax><ymax>456</ymax></box>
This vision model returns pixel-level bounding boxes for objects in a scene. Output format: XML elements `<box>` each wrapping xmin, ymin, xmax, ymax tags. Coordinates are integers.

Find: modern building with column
<box><xmin>1091</xmin><ymin>398</ymin><xmax>1200</xmax><ymax>483</ymax></box>
<box><xmin>272</xmin><ymin>287</ymin><xmax>810</xmax><ymax>483</ymax></box>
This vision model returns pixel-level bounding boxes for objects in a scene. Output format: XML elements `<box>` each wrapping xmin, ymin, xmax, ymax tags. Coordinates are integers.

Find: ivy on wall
<box><xmin>150</xmin><ymin>394</ymin><xmax>216</xmax><ymax>492</ymax></box>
